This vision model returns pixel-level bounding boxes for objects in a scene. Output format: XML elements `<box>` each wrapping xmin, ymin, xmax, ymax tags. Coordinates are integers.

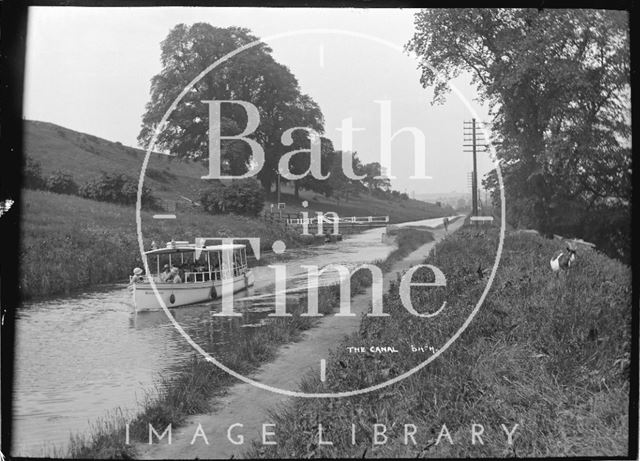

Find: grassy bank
<box><xmin>19</xmin><ymin>187</ymin><xmax>444</xmax><ymax>300</ymax></box>
<box><xmin>243</xmin><ymin>227</ymin><xmax>631</xmax><ymax>458</ymax></box>
<box><xmin>19</xmin><ymin>189</ymin><xmax>304</xmax><ymax>300</ymax></box>
<box><xmin>25</xmin><ymin>120</ymin><xmax>454</xmax><ymax>224</ymax></box>
<box><xmin>21</xmin><ymin>120</ymin><xmax>451</xmax><ymax>300</ymax></box>
<box><xmin>61</xmin><ymin>227</ymin><xmax>434</xmax><ymax>458</ymax></box>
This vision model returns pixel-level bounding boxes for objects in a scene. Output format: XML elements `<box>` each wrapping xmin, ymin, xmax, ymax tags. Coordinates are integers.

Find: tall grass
<box><xmin>19</xmin><ymin>190</ymin><xmax>304</xmax><ymax>300</ymax></box>
<box><xmin>244</xmin><ymin>227</ymin><xmax>631</xmax><ymax>458</ymax></box>
<box><xmin>61</xmin><ymin>227</ymin><xmax>435</xmax><ymax>458</ymax></box>
<box><xmin>380</xmin><ymin>226</ymin><xmax>435</xmax><ymax>271</ymax></box>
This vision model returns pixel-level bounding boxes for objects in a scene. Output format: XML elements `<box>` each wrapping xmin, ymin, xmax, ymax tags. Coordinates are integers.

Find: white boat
<box><xmin>129</xmin><ymin>240</ymin><xmax>255</xmax><ymax>311</ymax></box>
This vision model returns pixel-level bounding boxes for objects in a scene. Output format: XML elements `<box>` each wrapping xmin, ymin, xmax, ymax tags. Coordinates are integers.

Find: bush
<box><xmin>79</xmin><ymin>172</ymin><xmax>157</xmax><ymax>209</ymax></box>
<box><xmin>223</xmin><ymin>179</ymin><xmax>264</xmax><ymax>216</ymax></box>
<box><xmin>45</xmin><ymin>170</ymin><xmax>78</xmax><ymax>195</ymax></box>
<box><xmin>200</xmin><ymin>179</ymin><xmax>264</xmax><ymax>216</ymax></box>
<box><xmin>24</xmin><ymin>157</ymin><xmax>45</xmax><ymax>190</ymax></box>
<box><xmin>200</xmin><ymin>181</ymin><xmax>227</xmax><ymax>214</ymax></box>
<box><xmin>371</xmin><ymin>188</ymin><xmax>387</xmax><ymax>199</ymax></box>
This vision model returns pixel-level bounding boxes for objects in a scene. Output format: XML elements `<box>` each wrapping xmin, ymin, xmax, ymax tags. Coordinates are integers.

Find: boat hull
<box><xmin>131</xmin><ymin>270</ymin><xmax>254</xmax><ymax>311</ymax></box>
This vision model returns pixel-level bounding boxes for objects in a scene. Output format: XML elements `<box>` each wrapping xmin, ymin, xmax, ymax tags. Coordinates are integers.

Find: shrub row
<box><xmin>24</xmin><ymin>157</ymin><xmax>158</xmax><ymax>209</ymax></box>
<box><xmin>79</xmin><ymin>172</ymin><xmax>157</xmax><ymax>209</ymax></box>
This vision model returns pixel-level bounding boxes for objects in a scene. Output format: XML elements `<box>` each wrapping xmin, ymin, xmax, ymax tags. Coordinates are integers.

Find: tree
<box><xmin>329</xmin><ymin>152</ymin><xmax>368</xmax><ymax>202</ymax></box>
<box><xmin>276</xmin><ymin>96</ymin><xmax>325</xmax><ymax>199</ymax></box>
<box><xmin>293</xmin><ymin>137</ymin><xmax>340</xmax><ymax>198</ymax></box>
<box><xmin>139</xmin><ymin>24</ymin><xmax>324</xmax><ymax>191</ymax></box>
<box><xmin>361</xmin><ymin>162</ymin><xmax>391</xmax><ymax>193</ymax></box>
<box><xmin>408</xmin><ymin>9</ymin><xmax>630</xmax><ymax>259</ymax></box>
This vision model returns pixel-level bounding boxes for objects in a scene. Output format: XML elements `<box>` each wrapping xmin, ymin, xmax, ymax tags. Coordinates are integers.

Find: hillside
<box><xmin>23</xmin><ymin>120</ymin><xmax>452</xmax><ymax>221</ymax></box>
<box><xmin>20</xmin><ymin>120</ymin><xmax>452</xmax><ymax>299</ymax></box>
<box><xmin>23</xmin><ymin>120</ymin><xmax>207</xmax><ymax>205</ymax></box>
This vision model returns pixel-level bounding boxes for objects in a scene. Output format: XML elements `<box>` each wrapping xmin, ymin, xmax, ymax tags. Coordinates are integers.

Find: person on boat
<box><xmin>178</xmin><ymin>263</ymin><xmax>187</xmax><ymax>282</ymax></box>
<box><xmin>160</xmin><ymin>264</ymin><xmax>171</xmax><ymax>282</ymax></box>
<box><xmin>170</xmin><ymin>267</ymin><xmax>182</xmax><ymax>283</ymax></box>
<box><xmin>132</xmin><ymin>267</ymin><xmax>144</xmax><ymax>283</ymax></box>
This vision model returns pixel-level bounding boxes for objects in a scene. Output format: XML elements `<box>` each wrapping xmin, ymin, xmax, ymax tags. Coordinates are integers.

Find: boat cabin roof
<box><xmin>145</xmin><ymin>243</ymin><xmax>246</xmax><ymax>256</ymax></box>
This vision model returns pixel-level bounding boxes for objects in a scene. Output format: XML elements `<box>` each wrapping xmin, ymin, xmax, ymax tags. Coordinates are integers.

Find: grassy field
<box><xmin>62</xmin><ymin>227</ymin><xmax>435</xmax><ymax>458</ymax></box>
<box><xmin>24</xmin><ymin>119</ymin><xmax>452</xmax><ymax>222</ymax></box>
<box><xmin>242</xmin><ymin>225</ymin><xmax>631</xmax><ymax>458</ymax></box>
<box><xmin>19</xmin><ymin>189</ymin><xmax>304</xmax><ymax>300</ymax></box>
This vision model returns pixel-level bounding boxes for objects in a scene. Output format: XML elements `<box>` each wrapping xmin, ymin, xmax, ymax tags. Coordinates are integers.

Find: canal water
<box><xmin>12</xmin><ymin>217</ymin><xmax>453</xmax><ymax>456</ymax></box>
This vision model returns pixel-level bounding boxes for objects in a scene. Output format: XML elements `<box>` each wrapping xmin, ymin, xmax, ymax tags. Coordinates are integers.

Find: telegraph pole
<box><xmin>472</xmin><ymin>119</ymin><xmax>478</xmax><ymax>216</ymax></box>
<box><xmin>463</xmin><ymin>119</ymin><xmax>488</xmax><ymax>217</ymax></box>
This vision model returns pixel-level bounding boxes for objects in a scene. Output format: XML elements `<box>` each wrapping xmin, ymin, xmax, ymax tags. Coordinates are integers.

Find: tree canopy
<box><xmin>138</xmin><ymin>23</ymin><xmax>324</xmax><ymax>192</ymax></box>
<box><xmin>407</xmin><ymin>8</ymin><xmax>630</xmax><ymax>261</ymax></box>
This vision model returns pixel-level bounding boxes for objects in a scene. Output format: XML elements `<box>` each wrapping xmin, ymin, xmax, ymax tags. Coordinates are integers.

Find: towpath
<box><xmin>136</xmin><ymin>217</ymin><xmax>464</xmax><ymax>459</ymax></box>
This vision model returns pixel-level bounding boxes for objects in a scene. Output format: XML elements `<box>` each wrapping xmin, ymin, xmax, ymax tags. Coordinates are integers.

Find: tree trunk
<box><xmin>260</xmin><ymin>175</ymin><xmax>272</xmax><ymax>193</ymax></box>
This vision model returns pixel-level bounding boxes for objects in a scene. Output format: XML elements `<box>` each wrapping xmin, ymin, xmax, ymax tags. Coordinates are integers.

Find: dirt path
<box><xmin>136</xmin><ymin>219</ymin><xmax>463</xmax><ymax>459</ymax></box>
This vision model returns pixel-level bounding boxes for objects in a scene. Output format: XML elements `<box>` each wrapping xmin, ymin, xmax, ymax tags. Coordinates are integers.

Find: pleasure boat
<box><xmin>129</xmin><ymin>240</ymin><xmax>254</xmax><ymax>311</ymax></box>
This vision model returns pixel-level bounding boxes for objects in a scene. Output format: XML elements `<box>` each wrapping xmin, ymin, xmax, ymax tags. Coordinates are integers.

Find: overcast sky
<box><xmin>23</xmin><ymin>7</ymin><xmax>495</xmax><ymax>195</ymax></box>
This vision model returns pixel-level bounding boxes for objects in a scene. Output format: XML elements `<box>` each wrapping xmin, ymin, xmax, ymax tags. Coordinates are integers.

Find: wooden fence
<box><xmin>261</xmin><ymin>211</ymin><xmax>389</xmax><ymax>235</ymax></box>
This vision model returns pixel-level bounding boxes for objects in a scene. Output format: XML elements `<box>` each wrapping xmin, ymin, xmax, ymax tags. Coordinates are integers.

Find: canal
<box><xmin>12</xmin><ymin>217</ymin><xmax>452</xmax><ymax>456</ymax></box>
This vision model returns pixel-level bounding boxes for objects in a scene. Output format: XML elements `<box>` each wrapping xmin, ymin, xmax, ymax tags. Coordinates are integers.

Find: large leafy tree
<box><xmin>291</xmin><ymin>136</ymin><xmax>336</xmax><ymax>199</ymax></box>
<box><xmin>139</xmin><ymin>23</ymin><xmax>324</xmax><ymax>191</ymax></box>
<box><xmin>275</xmin><ymin>95</ymin><xmax>326</xmax><ymax>198</ymax></box>
<box><xmin>324</xmin><ymin>151</ymin><xmax>368</xmax><ymax>202</ymax></box>
<box><xmin>407</xmin><ymin>9</ymin><xmax>630</xmax><ymax>259</ymax></box>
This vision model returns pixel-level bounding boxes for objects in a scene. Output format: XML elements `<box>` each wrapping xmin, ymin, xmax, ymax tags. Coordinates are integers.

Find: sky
<box><xmin>23</xmin><ymin>7</ymin><xmax>495</xmax><ymax>196</ymax></box>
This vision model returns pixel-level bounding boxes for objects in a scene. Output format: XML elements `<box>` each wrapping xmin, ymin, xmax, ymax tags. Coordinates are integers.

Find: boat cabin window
<box><xmin>232</xmin><ymin>248</ymin><xmax>247</xmax><ymax>276</ymax></box>
<box><xmin>145</xmin><ymin>245</ymin><xmax>248</xmax><ymax>283</ymax></box>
